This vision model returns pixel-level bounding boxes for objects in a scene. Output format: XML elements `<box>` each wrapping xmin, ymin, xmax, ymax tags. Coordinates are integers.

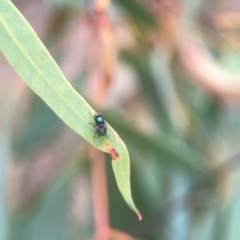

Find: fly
<box><xmin>88</xmin><ymin>112</ymin><xmax>116</xmax><ymax>145</ymax></box>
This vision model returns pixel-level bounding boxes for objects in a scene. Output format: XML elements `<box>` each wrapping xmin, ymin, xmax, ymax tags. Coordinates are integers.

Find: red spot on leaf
<box><xmin>110</xmin><ymin>148</ymin><xmax>119</xmax><ymax>161</ymax></box>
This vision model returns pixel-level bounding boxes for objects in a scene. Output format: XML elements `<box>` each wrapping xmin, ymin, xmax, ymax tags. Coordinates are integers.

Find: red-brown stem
<box><xmin>90</xmin><ymin>147</ymin><xmax>110</xmax><ymax>240</ymax></box>
<box><xmin>89</xmin><ymin>0</ymin><xmax>114</xmax><ymax>238</ymax></box>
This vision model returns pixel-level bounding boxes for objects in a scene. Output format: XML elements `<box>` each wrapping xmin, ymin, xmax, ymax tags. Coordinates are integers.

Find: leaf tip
<box><xmin>137</xmin><ymin>211</ymin><xmax>142</xmax><ymax>221</ymax></box>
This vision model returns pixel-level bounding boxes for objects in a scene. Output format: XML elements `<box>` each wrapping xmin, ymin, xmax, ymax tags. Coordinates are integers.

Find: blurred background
<box><xmin>1</xmin><ymin>0</ymin><xmax>240</xmax><ymax>239</ymax></box>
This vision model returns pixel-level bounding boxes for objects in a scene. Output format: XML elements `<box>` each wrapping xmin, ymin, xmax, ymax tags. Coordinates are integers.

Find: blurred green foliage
<box><xmin>1</xmin><ymin>0</ymin><xmax>240</xmax><ymax>239</ymax></box>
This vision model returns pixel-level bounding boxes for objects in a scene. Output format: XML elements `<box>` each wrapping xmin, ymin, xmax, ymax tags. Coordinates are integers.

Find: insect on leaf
<box><xmin>0</xmin><ymin>0</ymin><xmax>141</xmax><ymax>220</ymax></box>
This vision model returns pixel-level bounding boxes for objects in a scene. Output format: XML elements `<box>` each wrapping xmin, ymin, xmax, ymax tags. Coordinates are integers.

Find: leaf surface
<box><xmin>0</xmin><ymin>0</ymin><xmax>141</xmax><ymax>219</ymax></box>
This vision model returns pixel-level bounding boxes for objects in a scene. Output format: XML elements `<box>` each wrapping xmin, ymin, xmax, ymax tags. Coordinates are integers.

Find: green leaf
<box><xmin>0</xmin><ymin>92</ymin><xmax>20</xmax><ymax>240</ymax></box>
<box><xmin>0</xmin><ymin>0</ymin><xmax>141</xmax><ymax>219</ymax></box>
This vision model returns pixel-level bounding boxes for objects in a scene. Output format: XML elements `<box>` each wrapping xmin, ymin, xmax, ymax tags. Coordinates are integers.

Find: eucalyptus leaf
<box><xmin>0</xmin><ymin>0</ymin><xmax>141</xmax><ymax>219</ymax></box>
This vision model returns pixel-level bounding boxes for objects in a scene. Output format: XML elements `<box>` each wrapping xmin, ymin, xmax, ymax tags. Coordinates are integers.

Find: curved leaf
<box><xmin>0</xmin><ymin>0</ymin><xmax>141</xmax><ymax>220</ymax></box>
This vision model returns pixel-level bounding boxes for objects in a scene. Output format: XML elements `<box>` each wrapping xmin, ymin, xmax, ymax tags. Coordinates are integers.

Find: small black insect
<box><xmin>93</xmin><ymin>112</ymin><xmax>107</xmax><ymax>137</ymax></box>
<box><xmin>89</xmin><ymin>112</ymin><xmax>116</xmax><ymax>145</ymax></box>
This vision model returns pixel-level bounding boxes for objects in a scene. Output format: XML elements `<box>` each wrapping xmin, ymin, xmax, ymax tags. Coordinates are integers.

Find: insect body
<box><xmin>89</xmin><ymin>112</ymin><xmax>116</xmax><ymax>145</ymax></box>
<box><xmin>93</xmin><ymin>112</ymin><xmax>107</xmax><ymax>137</ymax></box>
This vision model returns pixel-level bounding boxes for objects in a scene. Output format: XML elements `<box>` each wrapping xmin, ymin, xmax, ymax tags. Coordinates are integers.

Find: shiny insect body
<box><xmin>93</xmin><ymin>112</ymin><xmax>107</xmax><ymax>137</ymax></box>
<box><xmin>89</xmin><ymin>112</ymin><xmax>116</xmax><ymax>145</ymax></box>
